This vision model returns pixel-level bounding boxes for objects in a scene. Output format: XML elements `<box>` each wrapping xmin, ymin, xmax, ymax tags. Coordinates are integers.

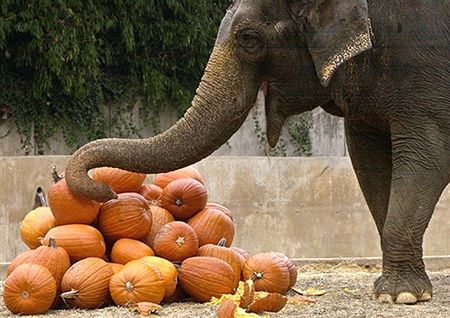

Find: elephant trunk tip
<box><xmin>65</xmin><ymin>156</ymin><xmax>118</xmax><ymax>203</ymax></box>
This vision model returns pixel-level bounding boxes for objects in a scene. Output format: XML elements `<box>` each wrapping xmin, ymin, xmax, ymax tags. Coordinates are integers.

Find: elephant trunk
<box><xmin>65</xmin><ymin>39</ymin><xmax>260</xmax><ymax>202</ymax></box>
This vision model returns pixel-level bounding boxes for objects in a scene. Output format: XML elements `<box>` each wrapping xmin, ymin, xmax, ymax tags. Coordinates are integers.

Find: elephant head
<box><xmin>65</xmin><ymin>0</ymin><xmax>373</xmax><ymax>202</ymax></box>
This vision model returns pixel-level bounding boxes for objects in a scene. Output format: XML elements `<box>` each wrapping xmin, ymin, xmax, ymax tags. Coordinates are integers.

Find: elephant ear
<box><xmin>291</xmin><ymin>0</ymin><xmax>373</xmax><ymax>87</ymax></box>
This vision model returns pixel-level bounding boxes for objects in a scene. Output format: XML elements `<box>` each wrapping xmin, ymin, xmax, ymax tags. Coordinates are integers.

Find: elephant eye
<box><xmin>237</xmin><ymin>29</ymin><xmax>264</xmax><ymax>54</ymax></box>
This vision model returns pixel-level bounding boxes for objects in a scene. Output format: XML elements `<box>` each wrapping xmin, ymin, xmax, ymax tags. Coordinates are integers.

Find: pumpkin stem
<box><xmin>60</xmin><ymin>289</ymin><xmax>80</xmax><ymax>299</ymax></box>
<box><xmin>52</xmin><ymin>165</ymin><xmax>63</xmax><ymax>183</ymax></box>
<box><xmin>48</xmin><ymin>237</ymin><xmax>58</xmax><ymax>249</ymax></box>
<box><xmin>251</xmin><ymin>272</ymin><xmax>264</xmax><ymax>281</ymax></box>
<box><xmin>21</xmin><ymin>290</ymin><xmax>30</xmax><ymax>299</ymax></box>
<box><xmin>175</xmin><ymin>198</ymin><xmax>183</xmax><ymax>206</ymax></box>
<box><xmin>175</xmin><ymin>236</ymin><xmax>185</xmax><ymax>246</ymax></box>
<box><xmin>217</xmin><ymin>238</ymin><xmax>227</xmax><ymax>246</ymax></box>
<box><xmin>126</xmin><ymin>281</ymin><xmax>135</xmax><ymax>292</ymax></box>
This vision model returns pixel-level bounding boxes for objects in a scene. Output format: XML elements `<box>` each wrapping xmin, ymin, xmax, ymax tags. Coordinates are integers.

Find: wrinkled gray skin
<box><xmin>65</xmin><ymin>0</ymin><xmax>450</xmax><ymax>304</ymax></box>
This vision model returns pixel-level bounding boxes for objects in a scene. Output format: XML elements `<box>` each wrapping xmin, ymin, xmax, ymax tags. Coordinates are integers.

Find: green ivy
<box><xmin>0</xmin><ymin>0</ymin><xmax>230</xmax><ymax>154</ymax></box>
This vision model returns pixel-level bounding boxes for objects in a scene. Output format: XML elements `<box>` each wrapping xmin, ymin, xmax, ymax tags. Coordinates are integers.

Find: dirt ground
<box><xmin>1</xmin><ymin>263</ymin><xmax>449</xmax><ymax>318</ymax></box>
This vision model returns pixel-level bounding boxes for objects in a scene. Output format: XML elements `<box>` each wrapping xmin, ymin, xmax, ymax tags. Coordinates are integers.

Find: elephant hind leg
<box><xmin>375</xmin><ymin>120</ymin><xmax>450</xmax><ymax>304</ymax></box>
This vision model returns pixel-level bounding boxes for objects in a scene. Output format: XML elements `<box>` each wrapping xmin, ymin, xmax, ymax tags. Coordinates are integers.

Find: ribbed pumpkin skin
<box><xmin>109</xmin><ymin>262</ymin><xmax>165</xmax><ymax>305</ymax></box>
<box><xmin>178</xmin><ymin>256</ymin><xmax>235</xmax><ymax>302</ymax></box>
<box><xmin>4</xmin><ymin>264</ymin><xmax>57</xmax><ymax>315</ymax></box>
<box><xmin>98</xmin><ymin>192</ymin><xmax>152</xmax><ymax>241</ymax></box>
<box><xmin>197</xmin><ymin>242</ymin><xmax>243</xmax><ymax>287</ymax></box>
<box><xmin>138</xmin><ymin>184</ymin><xmax>163</xmax><ymax>206</ymax></box>
<box><xmin>205</xmin><ymin>202</ymin><xmax>233</xmax><ymax>220</ymax></box>
<box><xmin>242</xmin><ymin>253</ymin><xmax>291</xmax><ymax>293</ymax></box>
<box><xmin>60</xmin><ymin>257</ymin><xmax>114</xmax><ymax>309</ymax></box>
<box><xmin>143</xmin><ymin>206</ymin><xmax>175</xmax><ymax>248</ymax></box>
<box><xmin>274</xmin><ymin>252</ymin><xmax>298</xmax><ymax>288</ymax></box>
<box><xmin>153</xmin><ymin>221</ymin><xmax>199</xmax><ymax>262</ymax></box>
<box><xmin>136</xmin><ymin>256</ymin><xmax>178</xmax><ymax>298</ymax></box>
<box><xmin>42</xmin><ymin>224</ymin><xmax>106</xmax><ymax>263</ymax></box>
<box><xmin>48</xmin><ymin>175</ymin><xmax>101</xmax><ymax>225</ymax></box>
<box><xmin>153</xmin><ymin>166</ymin><xmax>205</xmax><ymax>189</ymax></box>
<box><xmin>231</xmin><ymin>246</ymin><xmax>250</xmax><ymax>263</ymax></box>
<box><xmin>7</xmin><ymin>249</ymin><xmax>36</xmax><ymax>275</ymax></box>
<box><xmin>110</xmin><ymin>238</ymin><xmax>154</xmax><ymax>265</ymax></box>
<box><xmin>20</xmin><ymin>207</ymin><xmax>56</xmax><ymax>249</ymax></box>
<box><xmin>92</xmin><ymin>167</ymin><xmax>146</xmax><ymax>193</ymax></box>
<box><xmin>109</xmin><ymin>262</ymin><xmax>125</xmax><ymax>274</ymax></box>
<box><xmin>8</xmin><ymin>238</ymin><xmax>70</xmax><ymax>289</ymax></box>
<box><xmin>187</xmin><ymin>207</ymin><xmax>235</xmax><ymax>247</ymax></box>
<box><xmin>160</xmin><ymin>178</ymin><xmax>208</xmax><ymax>220</ymax></box>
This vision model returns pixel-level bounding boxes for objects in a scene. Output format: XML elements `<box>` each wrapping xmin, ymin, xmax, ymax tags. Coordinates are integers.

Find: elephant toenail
<box><xmin>418</xmin><ymin>291</ymin><xmax>432</xmax><ymax>302</ymax></box>
<box><xmin>378</xmin><ymin>294</ymin><xmax>394</xmax><ymax>303</ymax></box>
<box><xmin>395</xmin><ymin>292</ymin><xmax>418</xmax><ymax>304</ymax></box>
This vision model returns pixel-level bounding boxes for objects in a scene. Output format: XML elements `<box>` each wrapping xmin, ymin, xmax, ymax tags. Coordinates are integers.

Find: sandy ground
<box><xmin>1</xmin><ymin>264</ymin><xmax>449</xmax><ymax>318</ymax></box>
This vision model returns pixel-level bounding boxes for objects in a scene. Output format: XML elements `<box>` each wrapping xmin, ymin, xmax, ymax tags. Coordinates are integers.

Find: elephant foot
<box><xmin>373</xmin><ymin>269</ymin><xmax>432</xmax><ymax>304</ymax></box>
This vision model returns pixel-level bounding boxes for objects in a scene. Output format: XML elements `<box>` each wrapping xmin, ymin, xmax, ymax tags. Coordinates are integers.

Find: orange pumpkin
<box><xmin>217</xmin><ymin>299</ymin><xmax>238</xmax><ymax>318</ymax></box>
<box><xmin>178</xmin><ymin>256</ymin><xmax>235</xmax><ymax>302</ymax></box>
<box><xmin>206</xmin><ymin>202</ymin><xmax>233</xmax><ymax>220</ymax></box>
<box><xmin>20</xmin><ymin>207</ymin><xmax>56</xmax><ymax>249</ymax></box>
<box><xmin>92</xmin><ymin>167</ymin><xmax>147</xmax><ymax>193</ymax></box>
<box><xmin>153</xmin><ymin>166</ymin><xmax>205</xmax><ymax>189</ymax></box>
<box><xmin>247</xmin><ymin>292</ymin><xmax>288</xmax><ymax>313</ymax></box>
<box><xmin>7</xmin><ymin>249</ymin><xmax>36</xmax><ymax>276</ymax></box>
<box><xmin>48</xmin><ymin>167</ymin><xmax>101</xmax><ymax>225</ymax></box>
<box><xmin>231</xmin><ymin>246</ymin><xmax>250</xmax><ymax>263</ymax></box>
<box><xmin>143</xmin><ymin>206</ymin><xmax>175</xmax><ymax>248</ymax></box>
<box><xmin>242</xmin><ymin>252</ymin><xmax>291</xmax><ymax>293</ymax></box>
<box><xmin>3</xmin><ymin>263</ymin><xmax>57</xmax><ymax>315</ymax></box>
<box><xmin>97</xmin><ymin>192</ymin><xmax>152</xmax><ymax>241</ymax></box>
<box><xmin>7</xmin><ymin>237</ymin><xmax>70</xmax><ymax>289</ymax></box>
<box><xmin>60</xmin><ymin>257</ymin><xmax>114</xmax><ymax>309</ymax></box>
<box><xmin>109</xmin><ymin>261</ymin><xmax>165</xmax><ymax>305</ymax></box>
<box><xmin>197</xmin><ymin>238</ymin><xmax>243</xmax><ymax>287</ymax></box>
<box><xmin>110</xmin><ymin>238</ymin><xmax>154</xmax><ymax>265</ymax></box>
<box><xmin>187</xmin><ymin>207</ymin><xmax>235</xmax><ymax>247</ymax></box>
<box><xmin>139</xmin><ymin>184</ymin><xmax>163</xmax><ymax>206</ymax></box>
<box><xmin>109</xmin><ymin>262</ymin><xmax>125</xmax><ymax>274</ymax></box>
<box><xmin>42</xmin><ymin>224</ymin><xmax>106</xmax><ymax>263</ymax></box>
<box><xmin>160</xmin><ymin>178</ymin><xmax>208</xmax><ymax>220</ymax></box>
<box><xmin>153</xmin><ymin>221</ymin><xmax>199</xmax><ymax>262</ymax></box>
<box><xmin>274</xmin><ymin>252</ymin><xmax>298</xmax><ymax>288</ymax></box>
<box><xmin>136</xmin><ymin>256</ymin><xmax>178</xmax><ymax>299</ymax></box>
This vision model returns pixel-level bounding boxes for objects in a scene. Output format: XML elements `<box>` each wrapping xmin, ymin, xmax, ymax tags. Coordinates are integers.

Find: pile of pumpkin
<box><xmin>4</xmin><ymin>166</ymin><xmax>297</xmax><ymax>317</ymax></box>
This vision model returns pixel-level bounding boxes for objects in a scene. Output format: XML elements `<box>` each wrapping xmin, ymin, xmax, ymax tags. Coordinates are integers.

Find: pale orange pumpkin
<box><xmin>153</xmin><ymin>221</ymin><xmax>199</xmax><ymax>262</ymax></box>
<box><xmin>197</xmin><ymin>238</ymin><xmax>243</xmax><ymax>287</ymax></box>
<box><xmin>136</xmin><ymin>256</ymin><xmax>178</xmax><ymax>299</ymax></box>
<box><xmin>3</xmin><ymin>263</ymin><xmax>57</xmax><ymax>315</ymax></box>
<box><xmin>178</xmin><ymin>256</ymin><xmax>235</xmax><ymax>302</ymax></box>
<box><xmin>153</xmin><ymin>166</ymin><xmax>205</xmax><ymax>189</ymax></box>
<box><xmin>187</xmin><ymin>207</ymin><xmax>235</xmax><ymax>247</ymax></box>
<box><xmin>110</xmin><ymin>238</ymin><xmax>154</xmax><ymax>265</ymax></box>
<box><xmin>42</xmin><ymin>224</ymin><xmax>106</xmax><ymax>263</ymax></box>
<box><xmin>242</xmin><ymin>252</ymin><xmax>291</xmax><ymax>294</ymax></box>
<box><xmin>143</xmin><ymin>206</ymin><xmax>175</xmax><ymax>248</ymax></box>
<box><xmin>109</xmin><ymin>261</ymin><xmax>165</xmax><ymax>305</ymax></box>
<box><xmin>7</xmin><ymin>249</ymin><xmax>36</xmax><ymax>276</ymax></box>
<box><xmin>139</xmin><ymin>184</ymin><xmax>163</xmax><ymax>206</ymax></box>
<box><xmin>20</xmin><ymin>207</ymin><xmax>56</xmax><ymax>249</ymax></box>
<box><xmin>160</xmin><ymin>178</ymin><xmax>208</xmax><ymax>220</ymax></box>
<box><xmin>48</xmin><ymin>167</ymin><xmax>101</xmax><ymax>225</ymax></box>
<box><xmin>60</xmin><ymin>257</ymin><xmax>114</xmax><ymax>309</ymax></box>
<box><xmin>231</xmin><ymin>246</ymin><xmax>250</xmax><ymax>263</ymax></box>
<box><xmin>92</xmin><ymin>167</ymin><xmax>147</xmax><ymax>193</ymax></box>
<box><xmin>97</xmin><ymin>192</ymin><xmax>152</xmax><ymax>241</ymax></box>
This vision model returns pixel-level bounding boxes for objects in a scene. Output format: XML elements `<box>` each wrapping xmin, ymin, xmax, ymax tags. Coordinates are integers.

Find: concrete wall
<box><xmin>1</xmin><ymin>156</ymin><xmax>448</xmax><ymax>271</ymax></box>
<box><xmin>0</xmin><ymin>91</ymin><xmax>347</xmax><ymax>157</ymax></box>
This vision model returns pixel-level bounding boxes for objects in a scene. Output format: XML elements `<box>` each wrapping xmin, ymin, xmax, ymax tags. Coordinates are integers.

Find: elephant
<box><xmin>65</xmin><ymin>0</ymin><xmax>450</xmax><ymax>304</ymax></box>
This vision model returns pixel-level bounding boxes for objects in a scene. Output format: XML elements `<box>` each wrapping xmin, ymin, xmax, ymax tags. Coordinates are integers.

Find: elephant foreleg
<box><xmin>374</xmin><ymin>120</ymin><xmax>450</xmax><ymax>304</ymax></box>
<box><xmin>345</xmin><ymin>119</ymin><xmax>392</xmax><ymax>236</ymax></box>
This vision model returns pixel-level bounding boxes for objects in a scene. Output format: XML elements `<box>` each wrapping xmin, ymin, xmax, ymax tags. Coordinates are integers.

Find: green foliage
<box><xmin>0</xmin><ymin>0</ymin><xmax>230</xmax><ymax>154</ymax></box>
